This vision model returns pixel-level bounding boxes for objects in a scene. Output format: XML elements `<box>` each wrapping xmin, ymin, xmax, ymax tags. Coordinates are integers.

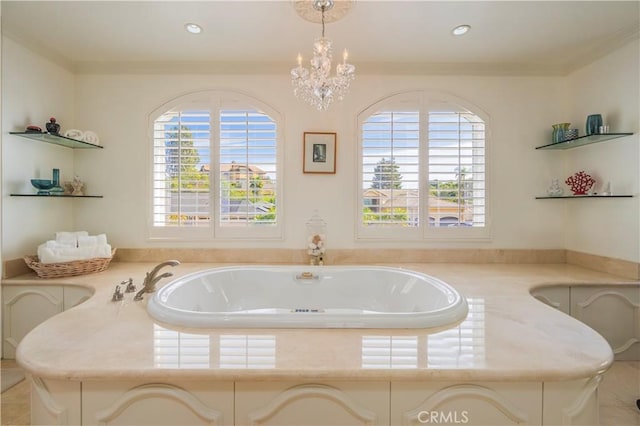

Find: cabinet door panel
<box><xmin>572</xmin><ymin>286</ymin><xmax>640</xmax><ymax>360</ymax></box>
<box><xmin>236</xmin><ymin>382</ymin><xmax>388</xmax><ymax>426</ymax></box>
<box><xmin>82</xmin><ymin>381</ymin><xmax>233</xmax><ymax>426</ymax></box>
<box><xmin>391</xmin><ymin>382</ymin><xmax>542</xmax><ymax>426</ymax></box>
<box><xmin>3</xmin><ymin>286</ymin><xmax>63</xmax><ymax>358</ymax></box>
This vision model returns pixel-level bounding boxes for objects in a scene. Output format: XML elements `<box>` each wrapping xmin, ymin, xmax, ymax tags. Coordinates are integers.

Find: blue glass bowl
<box><xmin>31</xmin><ymin>179</ymin><xmax>55</xmax><ymax>195</ymax></box>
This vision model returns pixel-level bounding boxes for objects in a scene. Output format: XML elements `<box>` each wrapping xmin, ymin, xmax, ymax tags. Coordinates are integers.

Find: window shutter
<box><xmin>361</xmin><ymin>111</ymin><xmax>420</xmax><ymax>227</ymax></box>
<box><xmin>152</xmin><ymin>110</ymin><xmax>211</xmax><ymax>227</ymax></box>
<box><xmin>219</xmin><ymin>110</ymin><xmax>278</xmax><ymax>227</ymax></box>
<box><xmin>427</xmin><ymin>112</ymin><xmax>485</xmax><ymax>228</ymax></box>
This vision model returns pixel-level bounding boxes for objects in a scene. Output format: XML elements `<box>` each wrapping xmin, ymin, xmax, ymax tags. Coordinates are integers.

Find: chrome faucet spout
<box><xmin>134</xmin><ymin>260</ymin><xmax>180</xmax><ymax>301</ymax></box>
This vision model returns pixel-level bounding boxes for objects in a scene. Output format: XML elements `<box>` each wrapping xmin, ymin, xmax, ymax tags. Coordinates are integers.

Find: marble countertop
<box><xmin>7</xmin><ymin>262</ymin><xmax>637</xmax><ymax>383</ymax></box>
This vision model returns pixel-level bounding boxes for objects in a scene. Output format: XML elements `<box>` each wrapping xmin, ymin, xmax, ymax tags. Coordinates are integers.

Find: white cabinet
<box><xmin>63</xmin><ymin>286</ymin><xmax>93</xmax><ymax>310</ymax></box>
<box><xmin>235</xmin><ymin>382</ymin><xmax>389</xmax><ymax>426</ymax></box>
<box><xmin>30</xmin><ymin>378</ymin><xmax>81</xmax><ymax>426</ymax></box>
<box><xmin>532</xmin><ymin>284</ymin><xmax>640</xmax><ymax>360</ymax></box>
<box><xmin>81</xmin><ymin>381</ymin><xmax>233</xmax><ymax>426</ymax></box>
<box><xmin>391</xmin><ymin>382</ymin><xmax>542</xmax><ymax>426</ymax></box>
<box><xmin>29</xmin><ymin>378</ymin><xmax>604</xmax><ymax>426</ymax></box>
<box><xmin>531</xmin><ymin>286</ymin><xmax>570</xmax><ymax>315</ymax></box>
<box><xmin>2</xmin><ymin>285</ymin><xmax>63</xmax><ymax>359</ymax></box>
<box><xmin>543</xmin><ymin>377</ymin><xmax>601</xmax><ymax>426</ymax></box>
<box><xmin>571</xmin><ymin>286</ymin><xmax>639</xmax><ymax>360</ymax></box>
<box><xmin>2</xmin><ymin>285</ymin><xmax>93</xmax><ymax>358</ymax></box>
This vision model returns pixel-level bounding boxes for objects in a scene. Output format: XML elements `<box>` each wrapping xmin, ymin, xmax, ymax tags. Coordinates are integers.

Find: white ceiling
<box><xmin>2</xmin><ymin>1</ymin><xmax>639</xmax><ymax>75</ymax></box>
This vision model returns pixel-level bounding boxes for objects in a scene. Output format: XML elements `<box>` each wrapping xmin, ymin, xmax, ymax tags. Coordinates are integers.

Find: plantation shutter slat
<box><xmin>428</xmin><ymin>112</ymin><xmax>486</xmax><ymax>227</ymax></box>
<box><xmin>219</xmin><ymin>110</ymin><xmax>277</xmax><ymax>227</ymax></box>
<box><xmin>152</xmin><ymin>110</ymin><xmax>211</xmax><ymax>227</ymax></box>
<box><xmin>362</xmin><ymin>111</ymin><xmax>420</xmax><ymax>227</ymax></box>
<box><xmin>360</xmin><ymin>105</ymin><xmax>486</xmax><ymax>233</ymax></box>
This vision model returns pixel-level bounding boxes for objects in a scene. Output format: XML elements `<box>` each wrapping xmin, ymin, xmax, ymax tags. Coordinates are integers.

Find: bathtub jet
<box><xmin>147</xmin><ymin>266</ymin><xmax>468</xmax><ymax>329</ymax></box>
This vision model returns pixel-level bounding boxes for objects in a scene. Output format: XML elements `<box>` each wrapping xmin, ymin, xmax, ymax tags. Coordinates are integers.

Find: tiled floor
<box><xmin>1</xmin><ymin>360</ymin><xmax>639</xmax><ymax>425</ymax></box>
<box><xmin>0</xmin><ymin>360</ymin><xmax>30</xmax><ymax>426</ymax></box>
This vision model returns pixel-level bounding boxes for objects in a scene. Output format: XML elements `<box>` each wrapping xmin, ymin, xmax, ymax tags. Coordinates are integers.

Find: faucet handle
<box><xmin>124</xmin><ymin>278</ymin><xmax>136</xmax><ymax>293</ymax></box>
<box><xmin>111</xmin><ymin>285</ymin><xmax>124</xmax><ymax>302</ymax></box>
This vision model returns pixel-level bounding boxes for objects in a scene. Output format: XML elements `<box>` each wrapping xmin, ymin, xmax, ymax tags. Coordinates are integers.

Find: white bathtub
<box><xmin>147</xmin><ymin>266</ymin><xmax>468</xmax><ymax>329</ymax></box>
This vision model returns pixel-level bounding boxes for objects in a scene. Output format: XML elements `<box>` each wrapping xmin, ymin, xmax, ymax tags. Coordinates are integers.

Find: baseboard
<box><xmin>5</xmin><ymin>248</ymin><xmax>636</xmax><ymax>280</ymax></box>
<box><xmin>566</xmin><ymin>250</ymin><xmax>640</xmax><ymax>280</ymax></box>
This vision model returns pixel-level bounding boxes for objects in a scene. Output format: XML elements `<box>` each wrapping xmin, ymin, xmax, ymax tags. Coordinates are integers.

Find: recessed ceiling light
<box><xmin>452</xmin><ymin>25</ymin><xmax>471</xmax><ymax>36</ymax></box>
<box><xmin>184</xmin><ymin>23</ymin><xmax>203</xmax><ymax>34</ymax></box>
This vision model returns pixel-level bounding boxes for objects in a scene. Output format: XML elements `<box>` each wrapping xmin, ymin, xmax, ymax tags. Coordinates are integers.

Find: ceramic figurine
<box><xmin>547</xmin><ymin>178</ymin><xmax>564</xmax><ymax>197</ymax></box>
<box><xmin>65</xmin><ymin>175</ymin><xmax>85</xmax><ymax>196</ymax></box>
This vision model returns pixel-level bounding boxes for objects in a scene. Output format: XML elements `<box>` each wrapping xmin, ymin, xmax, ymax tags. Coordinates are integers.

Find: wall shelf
<box><xmin>536</xmin><ymin>133</ymin><xmax>633</xmax><ymax>150</ymax></box>
<box><xmin>535</xmin><ymin>195</ymin><xmax>633</xmax><ymax>199</ymax></box>
<box><xmin>9</xmin><ymin>132</ymin><xmax>103</xmax><ymax>149</ymax></box>
<box><xmin>10</xmin><ymin>194</ymin><xmax>103</xmax><ymax>198</ymax></box>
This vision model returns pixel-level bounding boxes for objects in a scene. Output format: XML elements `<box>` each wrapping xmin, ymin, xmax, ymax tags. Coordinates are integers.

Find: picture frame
<box><xmin>303</xmin><ymin>132</ymin><xmax>336</xmax><ymax>174</ymax></box>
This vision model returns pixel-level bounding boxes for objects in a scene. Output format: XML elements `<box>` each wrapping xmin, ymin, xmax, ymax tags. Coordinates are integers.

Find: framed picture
<box><xmin>303</xmin><ymin>132</ymin><xmax>336</xmax><ymax>174</ymax></box>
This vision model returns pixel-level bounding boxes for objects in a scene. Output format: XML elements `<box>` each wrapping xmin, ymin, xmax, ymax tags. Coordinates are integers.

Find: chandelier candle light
<box><xmin>291</xmin><ymin>0</ymin><xmax>355</xmax><ymax>111</ymax></box>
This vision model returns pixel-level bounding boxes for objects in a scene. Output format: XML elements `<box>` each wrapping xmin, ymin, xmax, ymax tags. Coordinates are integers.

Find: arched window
<box><xmin>358</xmin><ymin>91</ymin><xmax>489</xmax><ymax>240</ymax></box>
<box><xmin>149</xmin><ymin>90</ymin><xmax>282</xmax><ymax>240</ymax></box>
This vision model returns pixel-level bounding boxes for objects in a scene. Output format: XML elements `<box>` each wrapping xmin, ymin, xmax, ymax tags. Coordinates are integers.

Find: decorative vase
<box><xmin>585</xmin><ymin>114</ymin><xmax>603</xmax><ymax>136</ymax></box>
<box><xmin>563</xmin><ymin>129</ymin><xmax>578</xmax><ymax>141</ymax></box>
<box><xmin>50</xmin><ymin>168</ymin><xmax>64</xmax><ymax>194</ymax></box>
<box><xmin>552</xmin><ymin>123</ymin><xmax>570</xmax><ymax>143</ymax></box>
<box><xmin>546</xmin><ymin>179</ymin><xmax>564</xmax><ymax>197</ymax></box>
<box><xmin>45</xmin><ymin>117</ymin><xmax>61</xmax><ymax>135</ymax></box>
<box><xmin>565</xmin><ymin>171</ymin><xmax>595</xmax><ymax>195</ymax></box>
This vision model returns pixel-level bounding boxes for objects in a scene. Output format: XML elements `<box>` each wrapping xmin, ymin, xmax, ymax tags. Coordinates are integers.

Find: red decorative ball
<box><xmin>566</xmin><ymin>171</ymin><xmax>595</xmax><ymax>195</ymax></box>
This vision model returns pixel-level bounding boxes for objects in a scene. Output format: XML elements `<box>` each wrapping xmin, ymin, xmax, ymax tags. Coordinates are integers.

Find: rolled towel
<box><xmin>63</xmin><ymin>129</ymin><xmax>85</xmax><ymax>140</ymax></box>
<box><xmin>83</xmin><ymin>131</ymin><xmax>100</xmax><ymax>146</ymax></box>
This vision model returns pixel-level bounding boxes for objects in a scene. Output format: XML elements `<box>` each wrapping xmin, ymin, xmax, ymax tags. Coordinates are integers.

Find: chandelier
<box><xmin>291</xmin><ymin>0</ymin><xmax>355</xmax><ymax>111</ymax></box>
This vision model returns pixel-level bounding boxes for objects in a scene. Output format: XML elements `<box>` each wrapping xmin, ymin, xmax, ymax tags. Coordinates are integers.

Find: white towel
<box><xmin>78</xmin><ymin>234</ymin><xmax>108</xmax><ymax>248</ymax></box>
<box><xmin>55</xmin><ymin>231</ymin><xmax>88</xmax><ymax>247</ymax></box>
<box><xmin>82</xmin><ymin>131</ymin><xmax>100</xmax><ymax>146</ymax></box>
<box><xmin>37</xmin><ymin>242</ymin><xmax>112</xmax><ymax>264</ymax></box>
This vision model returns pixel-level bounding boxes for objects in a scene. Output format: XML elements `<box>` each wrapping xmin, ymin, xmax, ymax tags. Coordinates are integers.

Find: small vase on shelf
<box><xmin>585</xmin><ymin>114</ymin><xmax>603</xmax><ymax>136</ymax></box>
<box><xmin>45</xmin><ymin>117</ymin><xmax>61</xmax><ymax>135</ymax></box>
<box><xmin>551</xmin><ymin>123</ymin><xmax>570</xmax><ymax>143</ymax></box>
<box><xmin>50</xmin><ymin>168</ymin><xmax>64</xmax><ymax>195</ymax></box>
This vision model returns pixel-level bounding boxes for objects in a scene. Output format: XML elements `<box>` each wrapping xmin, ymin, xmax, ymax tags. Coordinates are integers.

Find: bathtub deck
<box><xmin>8</xmin><ymin>261</ymin><xmax>636</xmax><ymax>382</ymax></box>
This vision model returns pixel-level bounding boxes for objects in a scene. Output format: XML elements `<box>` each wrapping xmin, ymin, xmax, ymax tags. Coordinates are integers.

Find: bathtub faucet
<box><xmin>134</xmin><ymin>260</ymin><xmax>180</xmax><ymax>301</ymax></box>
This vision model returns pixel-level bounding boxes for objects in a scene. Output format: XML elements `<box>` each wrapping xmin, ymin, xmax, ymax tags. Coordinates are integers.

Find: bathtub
<box><xmin>147</xmin><ymin>266</ymin><xmax>468</xmax><ymax>329</ymax></box>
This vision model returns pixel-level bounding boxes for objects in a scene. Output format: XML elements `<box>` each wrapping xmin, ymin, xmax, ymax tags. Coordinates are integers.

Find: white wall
<box><xmin>1</xmin><ymin>37</ymin><xmax>76</xmax><ymax>259</ymax></box>
<box><xmin>70</xmin><ymin>72</ymin><xmax>568</xmax><ymax>250</ymax></box>
<box><xmin>564</xmin><ymin>39</ymin><xmax>640</xmax><ymax>262</ymax></box>
<box><xmin>2</xmin><ymin>36</ymin><xmax>638</xmax><ymax>261</ymax></box>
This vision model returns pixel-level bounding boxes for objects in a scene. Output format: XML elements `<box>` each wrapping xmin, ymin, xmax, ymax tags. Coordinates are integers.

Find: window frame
<box><xmin>356</xmin><ymin>90</ymin><xmax>491</xmax><ymax>241</ymax></box>
<box><xmin>147</xmin><ymin>90</ymin><xmax>283</xmax><ymax>241</ymax></box>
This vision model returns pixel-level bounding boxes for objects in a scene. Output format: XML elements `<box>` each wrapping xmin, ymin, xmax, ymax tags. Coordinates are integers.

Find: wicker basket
<box><xmin>24</xmin><ymin>249</ymin><xmax>116</xmax><ymax>279</ymax></box>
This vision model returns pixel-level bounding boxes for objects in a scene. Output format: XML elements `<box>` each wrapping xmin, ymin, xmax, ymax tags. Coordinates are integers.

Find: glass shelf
<box><xmin>9</xmin><ymin>132</ymin><xmax>103</xmax><ymax>149</ymax></box>
<box><xmin>536</xmin><ymin>133</ymin><xmax>633</xmax><ymax>150</ymax></box>
<box><xmin>536</xmin><ymin>195</ymin><xmax>633</xmax><ymax>199</ymax></box>
<box><xmin>10</xmin><ymin>194</ymin><xmax>103</xmax><ymax>198</ymax></box>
